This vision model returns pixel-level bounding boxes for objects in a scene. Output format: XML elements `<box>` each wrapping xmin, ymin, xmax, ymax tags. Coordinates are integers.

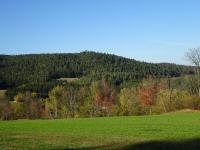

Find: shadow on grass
<box><xmin>62</xmin><ymin>138</ymin><xmax>200</xmax><ymax>150</ymax></box>
<box><xmin>121</xmin><ymin>138</ymin><xmax>200</xmax><ymax>150</ymax></box>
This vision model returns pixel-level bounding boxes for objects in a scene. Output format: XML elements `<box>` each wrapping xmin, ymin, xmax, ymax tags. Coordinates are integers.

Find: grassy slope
<box><xmin>57</xmin><ymin>78</ymin><xmax>79</xmax><ymax>82</ymax></box>
<box><xmin>0</xmin><ymin>90</ymin><xmax>6</xmax><ymax>97</ymax></box>
<box><xmin>1</xmin><ymin>112</ymin><xmax>200</xmax><ymax>150</ymax></box>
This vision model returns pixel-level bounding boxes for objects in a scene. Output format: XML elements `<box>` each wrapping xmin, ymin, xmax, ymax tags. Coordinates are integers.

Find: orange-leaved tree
<box><xmin>138</xmin><ymin>76</ymin><xmax>160</xmax><ymax>114</ymax></box>
<box><xmin>94</xmin><ymin>78</ymin><xmax>117</xmax><ymax>116</ymax></box>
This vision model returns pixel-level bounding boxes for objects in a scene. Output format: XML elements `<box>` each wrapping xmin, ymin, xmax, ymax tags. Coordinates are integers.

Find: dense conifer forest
<box><xmin>0</xmin><ymin>51</ymin><xmax>194</xmax><ymax>98</ymax></box>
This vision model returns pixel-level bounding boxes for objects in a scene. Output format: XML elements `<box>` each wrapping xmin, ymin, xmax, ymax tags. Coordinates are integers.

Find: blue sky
<box><xmin>0</xmin><ymin>0</ymin><xmax>200</xmax><ymax>64</ymax></box>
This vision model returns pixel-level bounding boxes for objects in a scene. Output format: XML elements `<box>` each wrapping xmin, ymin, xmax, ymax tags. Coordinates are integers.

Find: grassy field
<box><xmin>57</xmin><ymin>78</ymin><xmax>79</xmax><ymax>82</ymax></box>
<box><xmin>1</xmin><ymin>112</ymin><xmax>200</xmax><ymax>150</ymax></box>
<box><xmin>0</xmin><ymin>90</ymin><xmax>7</xmax><ymax>97</ymax></box>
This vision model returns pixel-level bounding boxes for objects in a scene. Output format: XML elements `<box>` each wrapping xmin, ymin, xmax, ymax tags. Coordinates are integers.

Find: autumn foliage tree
<box><xmin>119</xmin><ymin>87</ymin><xmax>142</xmax><ymax>116</ymax></box>
<box><xmin>13</xmin><ymin>92</ymin><xmax>42</xmax><ymax>119</ymax></box>
<box><xmin>138</xmin><ymin>77</ymin><xmax>160</xmax><ymax>114</ymax></box>
<box><xmin>45</xmin><ymin>85</ymin><xmax>80</xmax><ymax>118</ymax></box>
<box><xmin>45</xmin><ymin>86</ymin><xmax>66</xmax><ymax>119</ymax></box>
<box><xmin>0</xmin><ymin>92</ymin><xmax>13</xmax><ymax>120</ymax></box>
<box><xmin>94</xmin><ymin>79</ymin><xmax>117</xmax><ymax>116</ymax></box>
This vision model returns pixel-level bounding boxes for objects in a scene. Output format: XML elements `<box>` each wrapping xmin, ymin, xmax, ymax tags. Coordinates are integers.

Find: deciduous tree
<box><xmin>186</xmin><ymin>47</ymin><xmax>200</xmax><ymax>96</ymax></box>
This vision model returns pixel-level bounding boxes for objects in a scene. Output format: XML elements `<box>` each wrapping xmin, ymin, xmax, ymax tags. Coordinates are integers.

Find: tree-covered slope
<box><xmin>0</xmin><ymin>51</ymin><xmax>194</xmax><ymax>93</ymax></box>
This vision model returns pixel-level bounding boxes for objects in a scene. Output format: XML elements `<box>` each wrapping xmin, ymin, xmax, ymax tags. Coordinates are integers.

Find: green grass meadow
<box><xmin>1</xmin><ymin>112</ymin><xmax>200</xmax><ymax>150</ymax></box>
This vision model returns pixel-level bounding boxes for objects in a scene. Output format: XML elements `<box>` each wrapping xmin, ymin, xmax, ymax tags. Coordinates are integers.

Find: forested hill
<box><xmin>0</xmin><ymin>51</ymin><xmax>194</xmax><ymax>96</ymax></box>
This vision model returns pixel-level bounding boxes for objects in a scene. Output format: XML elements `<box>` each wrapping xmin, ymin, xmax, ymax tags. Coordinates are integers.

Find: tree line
<box><xmin>1</xmin><ymin>75</ymin><xmax>200</xmax><ymax>120</ymax></box>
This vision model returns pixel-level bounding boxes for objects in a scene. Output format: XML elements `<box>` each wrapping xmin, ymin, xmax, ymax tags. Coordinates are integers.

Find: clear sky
<box><xmin>0</xmin><ymin>0</ymin><xmax>200</xmax><ymax>64</ymax></box>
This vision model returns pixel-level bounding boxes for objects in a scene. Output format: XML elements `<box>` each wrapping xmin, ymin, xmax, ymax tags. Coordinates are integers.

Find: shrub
<box><xmin>118</xmin><ymin>87</ymin><xmax>142</xmax><ymax>116</ymax></box>
<box><xmin>153</xmin><ymin>89</ymin><xmax>200</xmax><ymax>114</ymax></box>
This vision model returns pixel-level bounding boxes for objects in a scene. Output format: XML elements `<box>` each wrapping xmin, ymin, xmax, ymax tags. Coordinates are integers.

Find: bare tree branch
<box><xmin>185</xmin><ymin>47</ymin><xmax>200</xmax><ymax>97</ymax></box>
<box><xmin>185</xmin><ymin>47</ymin><xmax>200</xmax><ymax>67</ymax></box>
